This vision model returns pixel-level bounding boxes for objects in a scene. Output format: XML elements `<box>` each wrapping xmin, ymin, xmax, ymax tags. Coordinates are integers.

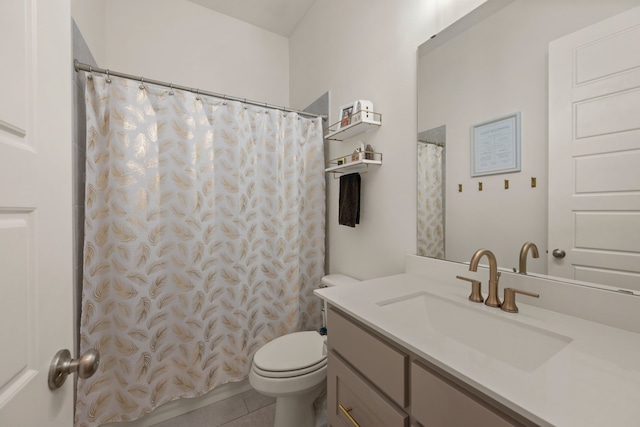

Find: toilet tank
<box><xmin>319</xmin><ymin>274</ymin><xmax>359</xmax><ymax>336</ymax></box>
<box><xmin>321</xmin><ymin>274</ymin><xmax>359</xmax><ymax>288</ymax></box>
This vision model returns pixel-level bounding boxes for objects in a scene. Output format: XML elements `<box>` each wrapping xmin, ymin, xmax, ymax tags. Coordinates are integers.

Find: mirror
<box><xmin>417</xmin><ymin>0</ymin><xmax>640</xmax><ymax>291</ymax></box>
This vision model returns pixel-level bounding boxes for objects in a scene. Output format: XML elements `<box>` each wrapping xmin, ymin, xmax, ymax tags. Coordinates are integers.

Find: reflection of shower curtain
<box><xmin>417</xmin><ymin>142</ymin><xmax>444</xmax><ymax>259</ymax></box>
<box><xmin>75</xmin><ymin>74</ymin><xmax>325</xmax><ymax>426</ymax></box>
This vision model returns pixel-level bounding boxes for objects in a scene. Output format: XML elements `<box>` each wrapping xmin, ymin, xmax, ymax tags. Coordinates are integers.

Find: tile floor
<box><xmin>152</xmin><ymin>388</ymin><xmax>276</xmax><ymax>427</ymax></box>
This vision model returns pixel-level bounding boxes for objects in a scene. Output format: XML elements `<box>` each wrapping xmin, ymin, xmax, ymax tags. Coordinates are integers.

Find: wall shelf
<box><xmin>324</xmin><ymin>111</ymin><xmax>382</xmax><ymax>141</ymax></box>
<box><xmin>325</xmin><ymin>152</ymin><xmax>382</xmax><ymax>176</ymax></box>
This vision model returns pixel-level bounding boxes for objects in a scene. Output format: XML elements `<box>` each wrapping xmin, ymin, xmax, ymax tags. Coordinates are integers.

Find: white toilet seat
<box><xmin>249</xmin><ymin>331</ymin><xmax>328</xmax><ymax>397</ymax></box>
<box><xmin>252</xmin><ymin>358</ymin><xmax>327</xmax><ymax>378</ymax></box>
<box><xmin>252</xmin><ymin>331</ymin><xmax>327</xmax><ymax>376</ymax></box>
<box><xmin>249</xmin><ymin>362</ymin><xmax>327</xmax><ymax>398</ymax></box>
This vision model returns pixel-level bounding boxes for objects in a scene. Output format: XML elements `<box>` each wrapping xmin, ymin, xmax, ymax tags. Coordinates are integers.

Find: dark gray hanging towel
<box><xmin>339</xmin><ymin>173</ymin><xmax>360</xmax><ymax>227</ymax></box>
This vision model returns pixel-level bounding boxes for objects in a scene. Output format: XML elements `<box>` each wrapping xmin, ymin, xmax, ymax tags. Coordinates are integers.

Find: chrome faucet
<box><xmin>468</xmin><ymin>249</ymin><xmax>501</xmax><ymax>307</ymax></box>
<box><xmin>518</xmin><ymin>242</ymin><xmax>539</xmax><ymax>275</ymax></box>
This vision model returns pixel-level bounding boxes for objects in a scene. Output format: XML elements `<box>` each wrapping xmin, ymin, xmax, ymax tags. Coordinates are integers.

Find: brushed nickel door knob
<box><xmin>48</xmin><ymin>349</ymin><xmax>100</xmax><ymax>390</ymax></box>
<box><xmin>552</xmin><ymin>249</ymin><xmax>566</xmax><ymax>259</ymax></box>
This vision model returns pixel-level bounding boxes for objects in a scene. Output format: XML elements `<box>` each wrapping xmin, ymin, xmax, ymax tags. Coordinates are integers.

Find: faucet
<box><xmin>468</xmin><ymin>249</ymin><xmax>501</xmax><ymax>307</ymax></box>
<box><xmin>518</xmin><ymin>242</ymin><xmax>539</xmax><ymax>275</ymax></box>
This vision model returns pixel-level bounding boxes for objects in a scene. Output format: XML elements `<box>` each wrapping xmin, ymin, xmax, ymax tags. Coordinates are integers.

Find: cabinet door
<box><xmin>328</xmin><ymin>351</ymin><xmax>409</xmax><ymax>427</ymax></box>
<box><xmin>328</xmin><ymin>307</ymin><xmax>408</xmax><ymax>407</ymax></box>
<box><xmin>411</xmin><ymin>361</ymin><xmax>523</xmax><ymax>427</ymax></box>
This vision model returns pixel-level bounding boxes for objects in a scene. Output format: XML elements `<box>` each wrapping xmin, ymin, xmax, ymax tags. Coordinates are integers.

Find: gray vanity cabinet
<box><xmin>410</xmin><ymin>360</ymin><xmax>522</xmax><ymax>427</ymax></box>
<box><xmin>326</xmin><ymin>306</ymin><xmax>535</xmax><ymax>427</ymax></box>
<box><xmin>327</xmin><ymin>306</ymin><xmax>409</xmax><ymax>427</ymax></box>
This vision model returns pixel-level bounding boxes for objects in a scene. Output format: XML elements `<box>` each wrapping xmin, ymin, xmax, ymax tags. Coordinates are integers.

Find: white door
<box><xmin>548</xmin><ymin>6</ymin><xmax>640</xmax><ymax>291</ymax></box>
<box><xmin>0</xmin><ymin>0</ymin><xmax>75</xmax><ymax>426</ymax></box>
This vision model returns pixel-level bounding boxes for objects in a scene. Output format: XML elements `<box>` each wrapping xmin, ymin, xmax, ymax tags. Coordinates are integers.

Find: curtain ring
<box><xmin>105</xmin><ymin>69</ymin><xmax>111</xmax><ymax>84</ymax></box>
<box><xmin>169</xmin><ymin>83</ymin><xmax>174</xmax><ymax>96</ymax></box>
<box><xmin>243</xmin><ymin>98</ymin><xmax>248</xmax><ymax>109</ymax></box>
<box><xmin>222</xmin><ymin>95</ymin><xmax>227</xmax><ymax>105</ymax></box>
<box><xmin>87</xmin><ymin>66</ymin><xmax>93</xmax><ymax>80</ymax></box>
<box><xmin>139</xmin><ymin>77</ymin><xmax>145</xmax><ymax>90</ymax></box>
<box><xmin>196</xmin><ymin>89</ymin><xmax>201</xmax><ymax>101</ymax></box>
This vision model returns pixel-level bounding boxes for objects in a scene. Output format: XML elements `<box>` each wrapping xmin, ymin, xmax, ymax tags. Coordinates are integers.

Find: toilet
<box><xmin>249</xmin><ymin>274</ymin><xmax>359</xmax><ymax>427</ymax></box>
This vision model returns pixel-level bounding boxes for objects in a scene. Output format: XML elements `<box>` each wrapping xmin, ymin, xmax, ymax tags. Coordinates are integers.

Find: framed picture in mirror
<box><xmin>470</xmin><ymin>112</ymin><xmax>521</xmax><ymax>177</ymax></box>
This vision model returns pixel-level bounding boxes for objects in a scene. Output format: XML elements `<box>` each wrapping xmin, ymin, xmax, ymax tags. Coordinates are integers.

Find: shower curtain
<box><xmin>75</xmin><ymin>74</ymin><xmax>325</xmax><ymax>426</ymax></box>
<box><xmin>417</xmin><ymin>141</ymin><xmax>444</xmax><ymax>259</ymax></box>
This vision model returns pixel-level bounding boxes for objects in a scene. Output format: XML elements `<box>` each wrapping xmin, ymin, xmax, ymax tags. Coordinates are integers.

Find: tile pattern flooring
<box><xmin>152</xmin><ymin>388</ymin><xmax>276</xmax><ymax>427</ymax></box>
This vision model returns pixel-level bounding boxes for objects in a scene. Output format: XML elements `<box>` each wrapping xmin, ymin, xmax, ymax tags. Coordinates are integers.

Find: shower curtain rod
<box><xmin>74</xmin><ymin>60</ymin><xmax>327</xmax><ymax>121</ymax></box>
<box><xmin>418</xmin><ymin>139</ymin><xmax>444</xmax><ymax>147</ymax></box>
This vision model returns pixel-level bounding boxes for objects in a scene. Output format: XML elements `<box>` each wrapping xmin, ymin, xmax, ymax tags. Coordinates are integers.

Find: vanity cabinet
<box><xmin>327</xmin><ymin>306</ymin><xmax>409</xmax><ymax>427</ymax></box>
<box><xmin>411</xmin><ymin>360</ymin><xmax>520</xmax><ymax>427</ymax></box>
<box><xmin>327</xmin><ymin>307</ymin><xmax>535</xmax><ymax>427</ymax></box>
<box><xmin>328</xmin><ymin>352</ymin><xmax>408</xmax><ymax>426</ymax></box>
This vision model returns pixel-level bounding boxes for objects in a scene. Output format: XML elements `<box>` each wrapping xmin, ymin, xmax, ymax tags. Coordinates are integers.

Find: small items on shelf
<box><xmin>364</xmin><ymin>144</ymin><xmax>374</xmax><ymax>159</ymax></box>
<box><xmin>324</xmin><ymin>110</ymin><xmax>382</xmax><ymax>141</ymax></box>
<box><xmin>325</xmin><ymin>151</ymin><xmax>382</xmax><ymax>176</ymax></box>
<box><xmin>324</xmin><ymin>101</ymin><xmax>382</xmax><ymax>175</ymax></box>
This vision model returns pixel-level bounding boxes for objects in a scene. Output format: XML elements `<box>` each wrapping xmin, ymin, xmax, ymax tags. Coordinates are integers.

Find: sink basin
<box><xmin>377</xmin><ymin>292</ymin><xmax>572</xmax><ymax>372</ymax></box>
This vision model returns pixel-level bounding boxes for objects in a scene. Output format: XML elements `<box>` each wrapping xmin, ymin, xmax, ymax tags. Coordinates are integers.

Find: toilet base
<box><xmin>273</xmin><ymin>382</ymin><xmax>325</xmax><ymax>427</ymax></box>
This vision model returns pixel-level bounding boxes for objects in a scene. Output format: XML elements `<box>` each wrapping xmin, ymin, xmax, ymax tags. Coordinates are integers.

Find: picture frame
<box><xmin>470</xmin><ymin>112</ymin><xmax>521</xmax><ymax>177</ymax></box>
<box><xmin>339</xmin><ymin>102</ymin><xmax>355</xmax><ymax>128</ymax></box>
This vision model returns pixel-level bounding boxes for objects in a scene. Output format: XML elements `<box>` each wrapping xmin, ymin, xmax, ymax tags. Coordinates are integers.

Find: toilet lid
<box><xmin>253</xmin><ymin>331</ymin><xmax>326</xmax><ymax>372</ymax></box>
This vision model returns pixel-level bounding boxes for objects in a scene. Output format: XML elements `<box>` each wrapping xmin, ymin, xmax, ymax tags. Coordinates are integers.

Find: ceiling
<box><xmin>187</xmin><ymin>0</ymin><xmax>316</xmax><ymax>37</ymax></box>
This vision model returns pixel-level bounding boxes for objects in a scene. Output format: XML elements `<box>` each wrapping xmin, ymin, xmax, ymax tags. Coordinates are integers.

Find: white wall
<box><xmin>71</xmin><ymin>0</ymin><xmax>107</xmax><ymax>65</ymax></box>
<box><xmin>72</xmin><ymin>0</ymin><xmax>290</xmax><ymax>107</ymax></box>
<box><xmin>70</xmin><ymin>0</ymin><xmax>493</xmax><ymax>281</ymax></box>
<box><xmin>71</xmin><ymin>0</ymin><xmax>639</xmax><ymax>282</ymax></box>
<box><xmin>289</xmin><ymin>0</ymin><xmax>486</xmax><ymax>279</ymax></box>
<box><xmin>290</xmin><ymin>0</ymin><xmax>639</xmax><ymax>280</ymax></box>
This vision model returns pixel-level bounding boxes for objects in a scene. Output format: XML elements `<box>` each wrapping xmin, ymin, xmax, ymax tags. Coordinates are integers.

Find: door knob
<box><xmin>48</xmin><ymin>349</ymin><xmax>100</xmax><ymax>390</ymax></box>
<box><xmin>552</xmin><ymin>249</ymin><xmax>566</xmax><ymax>259</ymax></box>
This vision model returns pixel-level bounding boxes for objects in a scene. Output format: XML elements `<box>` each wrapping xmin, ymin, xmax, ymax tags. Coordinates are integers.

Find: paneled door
<box><xmin>548</xmin><ymin>6</ymin><xmax>640</xmax><ymax>291</ymax></box>
<box><xmin>0</xmin><ymin>0</ymin><xmax>74</xmax><ymax>426</ymax></box>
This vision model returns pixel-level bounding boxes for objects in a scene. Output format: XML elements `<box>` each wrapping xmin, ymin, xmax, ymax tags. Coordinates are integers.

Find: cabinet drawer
<box><xmin>328</xmin><ymin>351</ymin><xmax>408</xmax><ymax>427</ymax></box>
<box><xmin>328</xmin><ymin>307</ymin><xmax>408</xmax><ymax>407</ymax></box>
<box><xmin>411</xmin><ymin>360</ymin><xmax>522</xmax><ymax>427</ymax></box>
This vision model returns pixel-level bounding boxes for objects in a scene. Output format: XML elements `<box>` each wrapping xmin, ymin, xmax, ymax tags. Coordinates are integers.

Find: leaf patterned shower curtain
<box><xmin>417</xmin><ymin>141</ymin><xmax>444</xmax><ymax>259</ymax></box>
<box><xmin>75</xmin><ymin>74</ymin><xmax>325</xmax><ymax>426</ymax></box>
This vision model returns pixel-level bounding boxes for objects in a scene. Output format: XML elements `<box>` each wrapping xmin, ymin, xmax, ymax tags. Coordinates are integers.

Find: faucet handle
<box><xmin>501</xmin><ymin>288</ymin><xmax>539</xmax><ymax>313</ymax></box>
<box><xmin>456</xmin><ymin>275</ymin><xmax>484</xmax><ymax>303</ymax></box>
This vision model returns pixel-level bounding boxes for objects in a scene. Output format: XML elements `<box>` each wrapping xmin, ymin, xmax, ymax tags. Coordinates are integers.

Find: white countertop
<box><xmin>315</xmin><ymin>273</ymin><xmax>640</xmax><ymax>427</ymax></box>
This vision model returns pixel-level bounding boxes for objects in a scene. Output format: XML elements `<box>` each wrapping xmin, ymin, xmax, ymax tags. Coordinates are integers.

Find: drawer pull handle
<box><xmin>338</xmin><ymin>404</ymin><xmax>361</xmax><ymax>427</ymax></box>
